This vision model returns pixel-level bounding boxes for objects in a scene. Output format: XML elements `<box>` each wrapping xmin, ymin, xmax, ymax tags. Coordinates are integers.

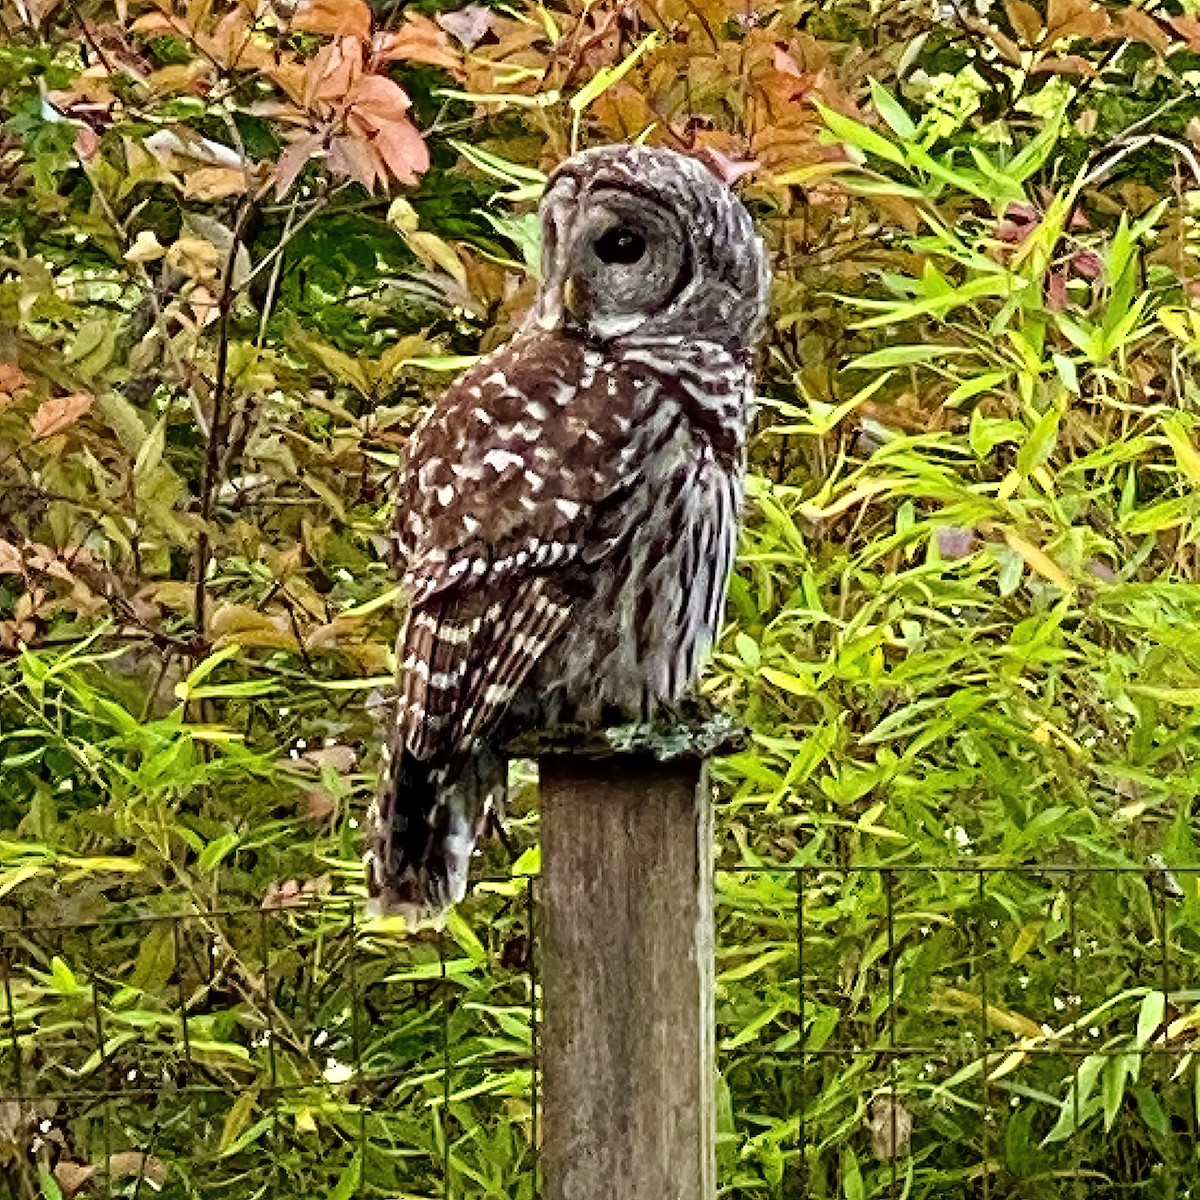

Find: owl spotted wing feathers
<box><xmin>392</xmin><ymin>332</ymin><xmax>651</xmax><ymax>758</ymax></box>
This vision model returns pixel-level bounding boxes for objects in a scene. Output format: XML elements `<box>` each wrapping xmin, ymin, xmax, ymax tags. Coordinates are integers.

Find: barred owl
<box><xmin>366</xmin><ymin>143</ymin><xmax>769</xmax><ymax>917</ymax></box>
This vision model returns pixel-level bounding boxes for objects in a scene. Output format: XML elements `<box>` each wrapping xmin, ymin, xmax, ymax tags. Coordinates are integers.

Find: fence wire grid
<box><xmin>2</xmin><ymin>861</ymin><xmax>1198</xmax><ymax>1200</ymax></box>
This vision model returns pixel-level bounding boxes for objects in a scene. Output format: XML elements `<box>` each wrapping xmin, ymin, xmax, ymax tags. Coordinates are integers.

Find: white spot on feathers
<box><xmin>482</xmin><ymin>448</ymin><xmax>523</xmax><ymax>473</ymax></box>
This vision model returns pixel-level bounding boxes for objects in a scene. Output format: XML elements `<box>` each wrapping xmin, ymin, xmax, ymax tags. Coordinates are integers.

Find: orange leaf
<box><xmin>372</xmin><ymin>15</ymin><xmax>462</xmax><ymax>74</ymax></box>
<box><xmin>30</xmin><ymin>392</ymin><xmax>93</xmax><ymax>439</ymax></box>
<box><xmin>1045</xmin><ymin>0</ymin><xmax>1110</xmax><ymax>41</ymax></box>
<box><xmin>292</xmin><ymin>0</ymin><xmax>371</xmax><ymax>42</ymax></box>
<box><xmin>0</xmin><ymin>363</ymin><xmax>31</xmax><ymax>405</ymax></box>
<box><xmin>370</xmin><ymin>117</ymin><xmax>430</xmax><ymax>186</ymax></box>
<box><xmin>130</xmin><ymin>11</ymin><xmax>185</xmax><ymax>35</ymax></box>
<box><xmin>347</xmin><ymin>73</ymin><xmax>413</xmax><ymax>124</ymax></box>
<box><xmin>183</xmin><ymin>166</ymin><xmax>250</xmax><ymax>199</ymax></box>
<box><xmin>307</xmin><ymin>37</ymin><xmax>361</xmax><ymax>107</ymax></box>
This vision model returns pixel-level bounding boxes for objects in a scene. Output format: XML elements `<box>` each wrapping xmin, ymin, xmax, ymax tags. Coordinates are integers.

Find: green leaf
<box><xmin>1135</xmin><ymin>1085</ymin><xmax>1169</xmax><ymax>1135</ymax></box>
<box><xmin>220</xmin><ymin>1089</ymin><xmax>259</xmax><ymax>1154</ymax></box>
<box><xmin>38</xmin><ymin>1166</ymin><xmax>64</xmax><ymax>1200</ymax></box>
<box><xmin>131</xmin><ymin>922</ymin><xmax>176</xmax><ymax>993</ymax></box>
<box><xmin>841</xmin><ymin>1145</ymin><xmax>864</xmax><ymax>1200</ymax></box>
<box><xmin>1102</xmin><ymin>1053</ymin><xmax>1135</xmax><ymax>1132</ymax></box>
<box><xmin>1016</xmin><ymin>404</ymin><xmax>1060</xmax><ymax>476</ymax></box>
<box><xmin>328</xmin><ymin>1153</ymin><xmax>362</xmax><ymax>1200</ymax></box>
<box><xmin>848</xmin><ymin>344</ymin><xmax>968</xmax><ymax>370</ymax></box>
<box><xmin>868</xmin><ymin>78</ymin><xmax>917</xmax><ymax>140</ymax></box>
<box><xmin>817</xmin><ymin>102</ymin><xmax>907</xmax><ymax>167</ymax></box>
<box><xmin>1135</xmin><ymin>991</ymin><xmax>1165</xmax><ymax>1049</ymax></box>
<box><xmin>570</xmin><ymin>32</ymin><xmax>662</xmax><ymax>114</ymax></box>
<box><xmin>50</xmin><ymin>956</ymin><xmax>81</xmax><ymax>995</ymax></box>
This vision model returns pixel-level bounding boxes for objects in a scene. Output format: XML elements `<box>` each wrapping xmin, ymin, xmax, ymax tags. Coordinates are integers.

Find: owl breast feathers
<box><xmin>366</xmin><ymin>143</ymin><xmax>769</xmax><ymax>917</ymax></box>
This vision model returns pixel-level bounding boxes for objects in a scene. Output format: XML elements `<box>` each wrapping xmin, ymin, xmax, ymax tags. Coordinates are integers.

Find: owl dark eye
<box><xmin>593</xmin><ymin>226</ymin><xmax>646</xmax><ymax>265</ymax></box>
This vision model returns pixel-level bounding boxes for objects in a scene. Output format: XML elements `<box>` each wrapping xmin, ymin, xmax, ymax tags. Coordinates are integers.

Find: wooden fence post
<box><xmin>535</xmin><ymin>746</ymin><xmax>717</xmax><ymax>1200</ymax></box>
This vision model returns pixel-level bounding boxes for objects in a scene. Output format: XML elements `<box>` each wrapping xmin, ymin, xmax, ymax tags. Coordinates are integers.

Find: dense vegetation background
<box><xmin>3</xmin><ymin>0</ymin><xmax>1200</xmax><ymax>1196</ymax></box>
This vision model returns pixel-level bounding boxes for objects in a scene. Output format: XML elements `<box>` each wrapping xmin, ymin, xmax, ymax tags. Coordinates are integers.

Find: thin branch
<box><xmin>192</xmin><ymin>197</ymin><xmax>258</xmax><ymax>643</ymax></box>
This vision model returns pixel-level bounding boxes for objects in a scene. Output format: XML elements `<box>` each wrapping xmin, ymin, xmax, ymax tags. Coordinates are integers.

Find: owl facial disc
<box><xmin>532</xmin><ymin>143</ymin><xmax>768</xmax><ymax>351</ymax></box>
<box><xmin>563</xmin><ymin>189</ymin><xmax>690</xmax><ymax>337</ymax></box>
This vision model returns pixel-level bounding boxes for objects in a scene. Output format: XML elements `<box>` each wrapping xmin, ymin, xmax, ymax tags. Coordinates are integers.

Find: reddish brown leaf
<box><xmin>292</xmin><ymin>0</ymin><xmax>371</xmax><ymax>42</ymax></box>
<box><xmin>303</xmin><ymin>789</ymin><xmax>335</xmax><ymax>822</ymax></box>
<box><xmin>53</xmin><ymin>1162</ymin><xmax>96</xmax><ymax>1198</ymax></box>
<box><xmin>1030</xmin><ymin>54</ymin><xmax>1097</xmax><ymax>77</ymax></box>
<box><xmin>1115</xmin><ymin>7</ymin><xmax>1171</xmax><ymax>55</ymax></box>
<box><xmin>773</xmin><ymin>45</ymin><xmax>803</xmax><ymax>78</ymax></box>
<box><xmin>301</xmin><ymin>744</ymin><xmax>358</xmax><ymax>772</ymax></box>
<box><xmin>1005</xmin><ymin>0</ymin><xmax>1043</xmax><ymax>44</ymax></box>
<box><xmin>982</xmin><ymin>22</ymin><xmax>1023</xmax><ymax>65</ymax></box>
<box><xmin>1169</xmin><ymin>15</ymin><xmax>1200</xmax><ymax>50</ymax></box>
<box><xmin>274</xmin><ymin>131</ymin><xmax>325</xmax><ymax>197</ymax></box>
<box><xmin>1046</xmin><ymin>270</ymin><xmax>1068</xmax><ymax>311</ymax></box>
<box><xmin>74</xmin><ymin>125</ymin><xmax>100</xmax><ymax>164</ymax></box>
<box><xmin>696</xmin><ymin>146</ymin><xmax>759</xmax><ymax>185</ymax></box>
<box><xmin>327</xmin><ymin>133</ymin><xmax>383</xmax><ymax>191</ymax></box>
<box><xmin>0</xmin><ymin>363</ymin><xmax>31</xmax><ymax>406</ymax></box>
<box><xmin>30</xmin><ymin>392</ymin><xmax>93</xmax><ymax>439</ymax></box>
<box><xmin>107</xmin><ymin>1153</ymin><xmax>167</xmax><ymax>1188</ymax></box>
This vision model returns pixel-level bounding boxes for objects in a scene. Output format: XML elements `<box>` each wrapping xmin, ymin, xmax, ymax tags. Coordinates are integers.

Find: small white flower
<box><xmin>324</xmin><ymin>1058</ymin><xmax>354</xmax><ymax>1084</ymax></box>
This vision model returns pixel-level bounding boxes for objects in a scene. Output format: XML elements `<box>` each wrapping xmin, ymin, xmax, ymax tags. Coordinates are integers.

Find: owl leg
<box><xmin>366</xmin><ymin>740</ymin><xmax>506</xmax><ymax>921</ymax></box>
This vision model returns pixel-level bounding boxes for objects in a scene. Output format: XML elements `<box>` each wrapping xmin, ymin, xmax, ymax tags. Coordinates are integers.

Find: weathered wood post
<box><xmin>515</xmin><ymin>716</ymin><xmax>739</xmax><ymax>1200</ymax></box>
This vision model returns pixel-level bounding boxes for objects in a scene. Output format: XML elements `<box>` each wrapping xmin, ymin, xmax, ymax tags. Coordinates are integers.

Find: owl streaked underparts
<box><xmin>365</xmin><ymin>143</ymin><xmax>769</xmax><ymax>917</ymax></box>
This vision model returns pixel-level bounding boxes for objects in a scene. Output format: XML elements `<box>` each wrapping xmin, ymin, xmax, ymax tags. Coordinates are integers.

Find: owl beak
<box><xmin>534</xmin><ymin>277</ymin><xmax>586</xmax><ymax>335</ymax></box>
<box><xmin>562</xmin><ymin>277</ymin><xmax>586</xmax><ymax>328</ymax></box>
<box><xmin>534</xmin><ymin>283</ymin><xmax>565</xmax><ymax>331</ymax></box>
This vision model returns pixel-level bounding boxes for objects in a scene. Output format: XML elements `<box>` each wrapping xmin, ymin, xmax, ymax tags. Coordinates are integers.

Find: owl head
<box><xmin>530</xmin><ymin>144</ymin><xmax>768</xmax><ymax>353</ymax></box>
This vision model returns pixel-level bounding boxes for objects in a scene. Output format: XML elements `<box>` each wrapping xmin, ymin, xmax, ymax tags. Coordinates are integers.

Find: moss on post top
<box><xmin>503</xmin><ymin>702</ymin><xmax>745</xmax><ymax>762</ymax></box>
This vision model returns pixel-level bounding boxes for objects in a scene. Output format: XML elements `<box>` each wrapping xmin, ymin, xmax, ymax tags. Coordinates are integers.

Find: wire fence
<box><xmin>2</xmin><ymin>862</ymin><xmax>1197</xmax><ymax>1199</ymax></box>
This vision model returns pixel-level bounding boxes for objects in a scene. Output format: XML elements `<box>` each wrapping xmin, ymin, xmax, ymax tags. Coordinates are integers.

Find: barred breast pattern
<box><xmin>366</xmin><ymin>143</ymin><xmax>769</xmax><ymax>917</ymax></box>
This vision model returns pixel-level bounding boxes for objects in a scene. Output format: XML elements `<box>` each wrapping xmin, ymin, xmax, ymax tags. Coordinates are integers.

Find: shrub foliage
<box><xmin>2</xmin><ymin>0</ymin><xmax>1200</xmax><ymax>1195</ymax></box>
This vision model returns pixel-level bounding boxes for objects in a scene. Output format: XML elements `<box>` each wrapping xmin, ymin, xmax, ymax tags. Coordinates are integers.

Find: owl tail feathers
<box><xmin>365</xmin><ymin>742</ymin><xmax>505</xmax><ymax>925</ymax></box>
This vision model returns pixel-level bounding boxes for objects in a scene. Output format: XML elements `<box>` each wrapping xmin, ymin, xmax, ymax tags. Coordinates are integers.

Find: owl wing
<box><xmin>393</xmin><ymin>332</ymin><xmax>656</xmax><ymax>759</ymax></box>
